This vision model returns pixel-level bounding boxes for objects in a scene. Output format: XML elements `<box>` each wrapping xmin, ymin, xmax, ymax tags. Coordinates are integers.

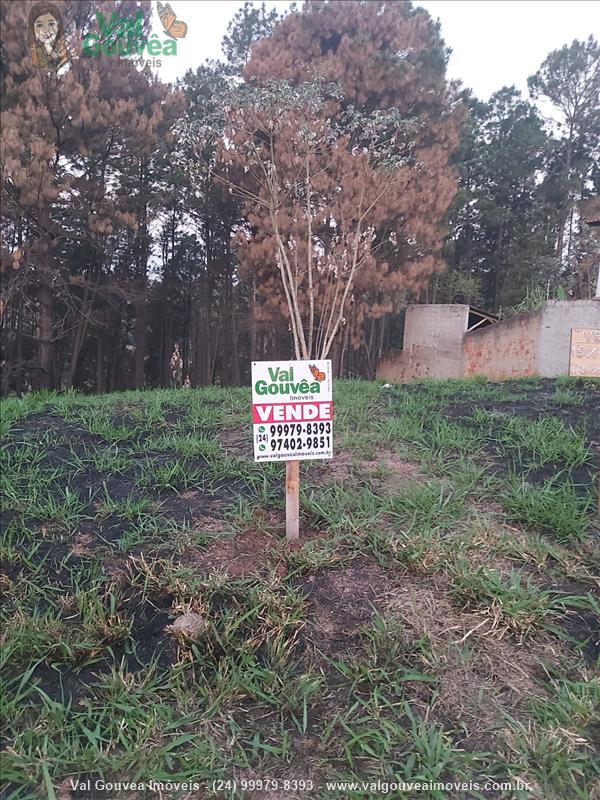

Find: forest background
<box><xmin>1</xmin><ymin>0</ymin><xmax>598</xmax><ymax>393</ymax></box>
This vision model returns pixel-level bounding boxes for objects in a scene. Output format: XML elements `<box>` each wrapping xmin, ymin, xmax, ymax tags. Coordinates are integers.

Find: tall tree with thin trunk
<box><xmin>209</xmin><ymin>80</ymin><xmax>420</xmax><ymax>360</ymax></box>
<box><xmin>528</xmin><ymin>36</ymin><xmax>600</xmax><ymax>278</ymax></box>
<box><xmin>220</xmin><ymin>0</ymin><xmax>463</xmax><ymax>360</ymax></box>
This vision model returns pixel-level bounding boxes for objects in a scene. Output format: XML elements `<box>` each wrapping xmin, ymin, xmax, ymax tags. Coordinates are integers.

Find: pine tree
<box><xmin>1</xmin><ymin>1</ymin><xmax>181</xmax><ymax>391</ymax></box>
<box><xmin>444</xmin><ymin>88</ymin><xmax>553</xmax><ymax>311</ymax></box>
<box><xmin>528</xmin><ymin>36</ymin><xmax>600</xmax><ymax>284</ymax></box>
<box><xmin>227</xmin><ymin>0</ymin><xmax>464</xmax><ymax>366</ymax></box>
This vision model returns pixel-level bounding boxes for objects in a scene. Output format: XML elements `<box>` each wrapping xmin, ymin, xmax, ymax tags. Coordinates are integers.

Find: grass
<box><xmin>1</xmin><ymin>377</ymin><xmax>598</xmax><ymax>798</ymax></box>
<box><xmin>501</xmin><ymin>477</ymin><xmax>593</xmax><ymax>541</ymax></box>
<box><xmin>449</xmin><ymin>563</ymin><xmax>565</xmax><ymax>640</ymax></box>
<box><xmin>495</xmin><ymin>415</ymin><xmax>591</xmax><ymax>470</ymax></box>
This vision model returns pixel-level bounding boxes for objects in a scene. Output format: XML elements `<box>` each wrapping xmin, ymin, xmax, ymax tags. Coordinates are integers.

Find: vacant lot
<box><xmin>1</xmin><ymin>377</ymin><xmax>599</xmax><ymax>799</ymax></box>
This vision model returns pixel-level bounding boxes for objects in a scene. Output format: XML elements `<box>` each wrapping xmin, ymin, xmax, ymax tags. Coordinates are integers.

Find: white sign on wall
<box><xmin>251</xmin><ymin>360</ymin><xmax>333</xmax><ymax>463</ymax></box>
<box><xmin>569</xmin><ymin>329</ymin><xmax>600</xmax><ymax>376</ymax></box>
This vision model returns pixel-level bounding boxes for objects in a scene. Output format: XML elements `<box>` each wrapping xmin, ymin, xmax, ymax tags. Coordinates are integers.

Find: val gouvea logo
<box><xmin>82</xmin><ymin>2</ymin><xmax>187</xmax><ymax>67</ymax></box>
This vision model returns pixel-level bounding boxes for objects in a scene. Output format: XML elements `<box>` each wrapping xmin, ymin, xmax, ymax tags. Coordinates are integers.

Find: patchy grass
<box><xmin>1</xmin><ymin>377</ymin><xmax>599</xmax><ymax>799</ymax></box>
<box><xmin>501</xmin><ymin>478</ymin><xmax>593</xmax><ymax>542</ymax></box>
<box><xmin>449</xmin><ymin>563</ymin><xmax>564</xmax><ymax>640</ymax></box>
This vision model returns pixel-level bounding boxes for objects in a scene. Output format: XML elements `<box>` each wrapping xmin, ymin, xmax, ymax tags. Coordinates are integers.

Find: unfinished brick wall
<box><xmin>377</xmin><ymin>344</ymin><xmax>463</xmax><ymax>382</ymax></box>
<box><xmin>463</xmin><ymin>311</ymin><xmax>540</xmax><ymax>379</ymax></box>
<box><xmin>377</xmin><ymin>300</ymin><xmax>600</xmax><ymax>382</ymax></box>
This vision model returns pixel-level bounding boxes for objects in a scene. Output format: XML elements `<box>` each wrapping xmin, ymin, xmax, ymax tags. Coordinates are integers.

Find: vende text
<box><xmin>252</xmin><ymin>402</ymin><xmax>333</xmax><ymax>423</ymax></box>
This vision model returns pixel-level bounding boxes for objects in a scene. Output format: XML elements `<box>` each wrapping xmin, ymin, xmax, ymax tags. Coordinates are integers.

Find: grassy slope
<box><xmin>0</xmin><ymin>377</ymin><xmax>599</xmax><ymax>800</ymax></box>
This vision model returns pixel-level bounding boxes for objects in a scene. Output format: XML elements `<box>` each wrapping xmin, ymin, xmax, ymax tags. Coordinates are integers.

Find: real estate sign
<box><xmin>569</xmin><ymin>329</ymin><xmax>600</xmax><ymax>377</ymax></box>
<box><xmin>251</xmin><ymin>360</ymin><xmax>333</xmax><ymax>462</ymax></box>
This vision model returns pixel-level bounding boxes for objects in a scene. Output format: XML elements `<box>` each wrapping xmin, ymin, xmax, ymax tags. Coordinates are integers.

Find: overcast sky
<box><xmin>152</xmin><ymin>0</ymin><xmax>599</xmax><ymax>100</ymax></box>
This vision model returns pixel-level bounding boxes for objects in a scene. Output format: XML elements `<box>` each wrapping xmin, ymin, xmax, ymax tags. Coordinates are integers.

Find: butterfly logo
<box><xmin>157</xmin><ymin>2</ymin><xmax>188</xmax><ymax>39</ymax></box>
<box><xmin>309</xmin><ymin>364</ymin><xmax>326</xmax><ymax>382</ymax></box>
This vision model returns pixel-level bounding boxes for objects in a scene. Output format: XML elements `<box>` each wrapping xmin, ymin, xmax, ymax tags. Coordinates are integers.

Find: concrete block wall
<box><xmin>377</xmin><ymin>300</ymin><xmax>600</xmax><ymax>382</ymax></box>
<box><xmin>377</xmin><ymin>343</ymin><xmax>464</xmax><ymax>382</ymax></box>
<box><xmin>377</xmin><ymin>304</ymin><xmax>467</xmax><ymax>381</ymax></box>
<box><xmin>403</xmin><ymin>304</ymin><xmax>469</xmax><ymax>349</ymax></box>
<box><xmin>537</xmin><ymin>300</ymin><xmax>600</xmax><ymax>376</ymax></box>
<box><xmin>463</xmin><ymin>311</ymin><xmax>540</xmax><ymax>379</ymax></box>
<box><xmin>376</xmin><ymin>349</ymin><xmax>413</xmax><ymax>382</ymax></box>
<box><xmin>464</xmin><ymin>300</ymin><xmax>600</xmax><ymax>379</ymax></box>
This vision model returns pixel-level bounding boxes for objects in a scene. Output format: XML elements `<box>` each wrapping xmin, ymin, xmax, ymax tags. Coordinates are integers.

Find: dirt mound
<box><xmin>184</xmin><ymin>530</ymin><xmax>284</xmax><ymax>578</ymax></box>
<box><xmin>300</xmin><ymin>558</ymin><xmax>395</xmax><ymax>653</ymax></box>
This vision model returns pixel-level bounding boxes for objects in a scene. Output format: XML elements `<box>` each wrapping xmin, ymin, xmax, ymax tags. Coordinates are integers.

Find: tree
<box><xmin>177</xmin><ymin>64</ymin><xmax>245</xmax><ymax>385</ymax></box>
<box><xmin>528</xmin><ymin>36</ymin><xmax>600</xmax><ymax>279</ymax></box>
<box><xmin>229</xmin><ymin>0</ymin><xmax>464</xmax><ymax>367</ymax></box>
<box><xmin>162</xmin><ymin>3</ymin><xmax>284</xmax><ymax>386</ymax></box>
<box><xmin>1</xmin><ymin>1</ymin><xmax>181</xmax><ymax>391</ymax></box>
<box><xmin>444</xmin><ymin>88</ymin><xmax>553</xmax><ymax>311</ymax></box>
<box><xmin>212</xmin><ymin>80</ymin><xmax>420</xmax><ymax>361</ymax></box>
<box><xmin>221</xmin><ymin>0</ymin><xmax>281</xmax><ymax>77</ymax></box>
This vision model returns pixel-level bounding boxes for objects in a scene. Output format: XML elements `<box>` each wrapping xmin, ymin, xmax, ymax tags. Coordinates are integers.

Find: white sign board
<box><xmin>569</xmin><ymin>329</ymin><xmax>600</xmax><ymax>377</ymax></box>
<box><xmin>251</xmin><ymin>360</ymin><xmax>333</xmax><ymax>462</ymax></box>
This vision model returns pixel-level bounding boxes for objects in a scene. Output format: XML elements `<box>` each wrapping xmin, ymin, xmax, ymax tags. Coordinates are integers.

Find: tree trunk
<box><xmin>330</xmin><ymin>334</ymin><xmax>343</xmax><ymax>378</ymax></box>
<box><xmin>378</xmin><ymin>315</ymin><xmax>386</xmax><ymax>364</ymax></box>
<box><xmin>38</xmin><ymin>279</ymin><xmax>55</xmax><ymax>390</ymax></box>
<box><xmin>230</xmin><ymin>282</ymin><xmax>241</xmax><ymax>385</ymax></box>
<box><xmin>203</xmin><ymin>277</ymin><xmax>212</xmax><ymax>384</ymax></box>
<box><xmin>249</xmin><ymin>277</ymin><xmax>257</xmax><ymax>361</ymax></box>
<box><xmin>134</xmin><ymin>160</ymin><xmax>150</xmax><ymax>389</ymax></box>
<box><xmin>221</xmin><ymin>275</ymin><xmax>240</xmax><ymax>385</ymax></box>
<box><xmin>158</xmin><ymin>300</ymin><xmax>166</xmax><ymax>387</ymax></box>
<box><xmin>66</xmin><ymin>280</ymin><xmax>95</xmax><ymax>389</ymax></box>
<box><xmin>109</xmin><ymin>315</ymin><xmax>122</xmax><ymax>391</ymax></box>
<box><xmin>135</xmin><ymin>287</ymin><xmax>146</xmax><ymax>388</ymax></box>
<box><xmin>340</xmin><ymin>321</ymin><xmax>350</xmax><ymax>378</ymax></box>
<box><xmin>96</xmin><ymin>331</ymin><xmax>105</xmax><ymax>394</ymax></box>
<box><xmin>556</xmin><ymin>127</ymin><xmax>573</xmax><ymax>271</ymax></box>
<box><xmin>15</xmin><ymin>301</ymin><xmax>24</xmax><ymax>395</ymax></box>
<box><xmin>493</xmin><ymin>224</ymin><xmax>505</xmax><ymax>313</ymax></box>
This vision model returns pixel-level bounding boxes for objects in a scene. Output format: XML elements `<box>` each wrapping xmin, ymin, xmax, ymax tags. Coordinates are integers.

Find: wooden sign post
<box><xmin>286</xmin><ymin>461</ymin><xmax>300</xmax><ymax>541</ymax></box>
<box><xmin>251</xmin><ymin>360</ymin><xmax>333</xmax><ymax>542</ymax></box>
